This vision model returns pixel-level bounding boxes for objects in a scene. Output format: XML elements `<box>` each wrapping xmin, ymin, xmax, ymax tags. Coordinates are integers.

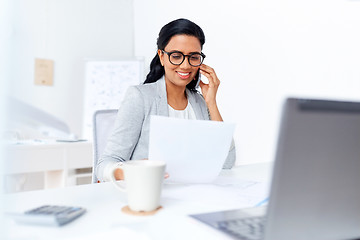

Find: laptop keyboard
<box><xmin>217</xmin><ymin>216</ymin><xmax>265</xmax><ymax>240</ymax></box>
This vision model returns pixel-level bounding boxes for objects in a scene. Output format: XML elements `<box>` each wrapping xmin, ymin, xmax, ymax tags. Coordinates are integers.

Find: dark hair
<box><xmin>144</xmin><ymin>18</ymin><xmax>205</xmax><ymax>91</ymax></box>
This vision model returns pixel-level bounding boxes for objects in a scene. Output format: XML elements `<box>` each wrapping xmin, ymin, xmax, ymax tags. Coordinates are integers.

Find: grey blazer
<box><xmin>96</xmin><ymin>77</ymin><xmax>236</xmax><ymax>181</ymax></box>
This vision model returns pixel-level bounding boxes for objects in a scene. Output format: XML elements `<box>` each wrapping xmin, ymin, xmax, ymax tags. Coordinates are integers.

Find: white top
<box><xmin>168</xmin><ymin>101</ymin><xmax>197</xmax><ymax>119</ymax></box>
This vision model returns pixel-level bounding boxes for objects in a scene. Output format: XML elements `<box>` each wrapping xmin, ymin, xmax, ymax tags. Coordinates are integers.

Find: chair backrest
<box><xmin>92</xmin><ymin>109</ymin><xmax>118</xmax><ymax>183</ymax></box>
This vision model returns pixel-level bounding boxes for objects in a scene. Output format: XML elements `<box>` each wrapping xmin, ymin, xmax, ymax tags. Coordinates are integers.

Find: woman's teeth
<box><xmin>178</xmin><ymin>72</ymin><xmax>189</xmax><ymax>76</ymax></box>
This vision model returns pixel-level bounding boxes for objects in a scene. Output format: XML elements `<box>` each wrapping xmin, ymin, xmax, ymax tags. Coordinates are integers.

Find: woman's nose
<box><xmin>179</xmin><ymin>57</ymin><xmax>192</xmax><ymax>69</ymax></box>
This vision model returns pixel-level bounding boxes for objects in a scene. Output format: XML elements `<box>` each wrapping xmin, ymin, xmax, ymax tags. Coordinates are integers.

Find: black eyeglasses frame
<box><xmin>162</xmin><ymin>50</ymin><xmax>206</xmax><ymax>67</ymax></box>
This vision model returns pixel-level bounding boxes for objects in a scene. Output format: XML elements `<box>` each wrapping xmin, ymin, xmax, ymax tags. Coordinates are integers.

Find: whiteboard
<box><xmin>82</xmin><ymin>59</ymin><xmax>144</xmax><ymax>139</ymax></box>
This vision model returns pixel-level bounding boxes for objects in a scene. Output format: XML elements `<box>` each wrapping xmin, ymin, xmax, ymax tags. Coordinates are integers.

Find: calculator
<box><xmin>8</xmin><ymin>205</ymin><xmax>86</xmax><ymax>226</ymax></box>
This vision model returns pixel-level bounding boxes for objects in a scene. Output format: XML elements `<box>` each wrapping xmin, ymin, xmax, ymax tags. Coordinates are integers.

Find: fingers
<box><xmin>200</xmin><ymin>64</ymin><xmax>214</xmax><ymax>73</ymax></box>
<box><xmin>198</xmin><ymin>80</ymin><xmax>208</xmax><ymax>94</ymax></box>
<box><xmin>114</xmin><ymin>168</ymin><xmax>124</xmax><ymax>180</ymax></box>
<box><xmin>199</xmin><ymin>80</ymin><xmax>206</xmax><ymax>88</ymax></box>
<box><xmin>200</xmin><ymin>64</ymin><xmax>220</xmax><ymax>86</ymax></box>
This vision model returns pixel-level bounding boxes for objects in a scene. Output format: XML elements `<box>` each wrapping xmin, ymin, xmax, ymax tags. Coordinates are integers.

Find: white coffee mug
<box><xmin>111</xmin><ymin>160</ymin><xmax>166</xmax><ymax>212</ymax></box>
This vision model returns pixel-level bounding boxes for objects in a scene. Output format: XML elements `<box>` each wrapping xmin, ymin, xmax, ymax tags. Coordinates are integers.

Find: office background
<box><xmin>1</xmin><ymin>0</ymin><xmax>360</xmax><ymax>168</ymax></box>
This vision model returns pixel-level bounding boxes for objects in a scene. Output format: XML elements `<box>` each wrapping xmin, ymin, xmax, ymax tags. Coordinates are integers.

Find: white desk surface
<box><xmin>2</xmin><ymin>162</ymin><xmax>273</xmax><ymax>240</ymax></box>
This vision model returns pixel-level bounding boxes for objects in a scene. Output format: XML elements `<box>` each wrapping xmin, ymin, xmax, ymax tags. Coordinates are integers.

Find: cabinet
<box><xmin>4</xmin><ymin>140</ymin><xmax>93</xmax><ymax>192</ymax></box>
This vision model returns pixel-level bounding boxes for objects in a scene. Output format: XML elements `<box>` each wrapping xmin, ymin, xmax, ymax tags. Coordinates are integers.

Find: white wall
<box><xmin>4</xmin><ymin>0</ymin><xmax>360</xmax><ymax>165</ymax></box>
<box><xmin>0</xmin><ymin>0</ymin><xmax>12</xmax><ymax>233</ymax></box>
<box><xmin>134</xmin><ymin>0</ymin><xmax>360</xmax><ymax>164</ymax></box>
<box><xmin>0</xmin><ymin>0</ymin><xmax>12</xmax><ymax>132</ymax></box>
<box><xmin>8</xmin><ymin>0</ymin><xmax>134</xmax><ymax>137</ymax></box>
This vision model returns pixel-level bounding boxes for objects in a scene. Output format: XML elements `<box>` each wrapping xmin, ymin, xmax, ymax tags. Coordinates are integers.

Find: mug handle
<box><xmin>110</xmin><ymin>164</ymin><xmax>126</xmax><ymax>192</ymax></box>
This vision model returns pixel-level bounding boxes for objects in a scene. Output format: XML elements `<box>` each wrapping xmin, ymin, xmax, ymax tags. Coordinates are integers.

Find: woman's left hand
<box><xmin>198</xmin><ymin>64</ymin><xmax>220</xmax><ymax>105</ymax></box>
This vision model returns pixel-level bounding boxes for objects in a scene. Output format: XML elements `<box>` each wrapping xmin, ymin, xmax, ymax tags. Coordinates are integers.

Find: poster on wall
<box><xmin>82</xmin><ymin>58</ymin><xmax>144</xmax><ymax>139</ymax></box>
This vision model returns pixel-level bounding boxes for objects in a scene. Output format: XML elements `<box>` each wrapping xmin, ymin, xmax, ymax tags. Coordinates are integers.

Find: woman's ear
<box><xmin>157</xmin><ymin>49</ymin><xmax>164</xmax><ymax>66</ymax></box>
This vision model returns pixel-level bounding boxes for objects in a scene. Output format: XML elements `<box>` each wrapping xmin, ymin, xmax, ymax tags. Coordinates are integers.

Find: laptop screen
<box><xmin>265</xmin><ymin>98</ymin><xmax>360</xmax><ymax>240</ymax></box>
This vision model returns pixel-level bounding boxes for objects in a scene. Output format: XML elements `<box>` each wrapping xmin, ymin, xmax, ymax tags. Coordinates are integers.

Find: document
<box><xmin>162</xmin><ymin>176</ymin><xmax>270</xmax><ymax>209</ymax></box>
<box><xmin>163</xmin><ymin>182</ymin><xmax>269</xmax><ymax>209</ymax></box>
<box><xmin>149</xmin><ymin>116</ymin><xmax>235</xmax><ymax>183</ymax></box>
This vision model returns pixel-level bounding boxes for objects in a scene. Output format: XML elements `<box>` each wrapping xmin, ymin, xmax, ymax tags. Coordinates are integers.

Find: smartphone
<box><xmin>188</xmin><ymin>69</ymin><xmax>201</xmax><ymax>89</ymax></box>
<box><xmin>195</xmin><ymin>69</ymin><xmax>201</xmax><ymax>88</ymax></box>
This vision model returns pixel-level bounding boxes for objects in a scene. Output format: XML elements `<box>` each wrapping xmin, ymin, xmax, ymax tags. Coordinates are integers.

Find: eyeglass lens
<box><xmin>169</xmin><ymin>52</ymin><xmax>204</xmax><ymax>66</ymax></box>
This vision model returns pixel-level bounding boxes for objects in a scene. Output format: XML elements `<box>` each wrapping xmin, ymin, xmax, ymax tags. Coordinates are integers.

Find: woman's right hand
<box><xmin>113</xmin><ymin>167</ymin><xmax>169</xmax><ymax>180</ymax></box>
<box><xmin>114</xmin><ymin>168</ymin><xmax>124</xmax><ymax>180</ymax></box>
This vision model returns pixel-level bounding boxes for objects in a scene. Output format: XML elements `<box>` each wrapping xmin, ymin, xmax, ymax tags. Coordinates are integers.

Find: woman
<box><xmin>96</xmin><ymin>18</ymin><xmax>235</xmax><ymax>182</ymax></box>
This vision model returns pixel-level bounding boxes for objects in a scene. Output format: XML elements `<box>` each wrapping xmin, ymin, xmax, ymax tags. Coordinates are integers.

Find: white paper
<box><xmin>162</xmin><ymin>181</ymin><xmax>269</xmax><ymax>209</ymax></box>
<box><xmin>149</xmin><ymin>116</ymin><xmax>235</xmax><ymax>183</ymax></box>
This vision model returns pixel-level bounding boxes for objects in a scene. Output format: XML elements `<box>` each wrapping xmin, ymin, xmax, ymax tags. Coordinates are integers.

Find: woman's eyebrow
<box><xmin>167</xmin><ymin>50</ymin><xmax>201</xmax><ymax>54</ymax></box>
<box><xmin>189</xmin><ymin>51</ymin><xmax>201</xmax><ymax>54</ymax></box>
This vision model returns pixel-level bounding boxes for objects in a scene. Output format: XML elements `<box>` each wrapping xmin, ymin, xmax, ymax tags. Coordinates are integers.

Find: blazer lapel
<box><xmin>187</xmin><ymin>89</ymin><xmax>207</xmax><ymax>120</ymax></box>
<box><xmin>155</xmin><ymin>76</ymin><xmax>169</xmax><ymax>116</ymax></box>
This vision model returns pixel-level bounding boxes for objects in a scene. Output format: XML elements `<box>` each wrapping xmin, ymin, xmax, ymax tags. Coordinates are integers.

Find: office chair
<box><xmin>92</xmin><ymin>109</ymin><xmax>118</xmax><ymax>183</ymax></box>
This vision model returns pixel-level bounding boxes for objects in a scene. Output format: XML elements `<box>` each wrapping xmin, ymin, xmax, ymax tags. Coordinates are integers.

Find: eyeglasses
<box><xmin>162</xmin><ymin>50</ymin><xmax>206</xmax><ymax>67</ymax></box>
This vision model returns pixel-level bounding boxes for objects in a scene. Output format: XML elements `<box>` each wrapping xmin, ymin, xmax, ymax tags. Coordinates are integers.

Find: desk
<box><xmin>2</xmin><ymin>162</ymin><xmax>273</xmax><ymax>240</ymax></box>
<box><xmin>4</xmin><ymin>140</ymin><xmax>93</xmax><ymax>189</ymax></box>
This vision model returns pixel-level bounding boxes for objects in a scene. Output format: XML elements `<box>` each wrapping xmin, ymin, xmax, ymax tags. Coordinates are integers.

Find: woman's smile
<box><xmin>177</xmin><ymin>71</ymin><xmax>191</xmax><ymax>79</ymax></box>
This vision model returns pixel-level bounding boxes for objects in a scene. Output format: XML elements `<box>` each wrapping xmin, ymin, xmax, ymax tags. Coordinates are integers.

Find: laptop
<box><xmin>190</xmin><ymin>98</ymin><xmax>360</xmax><ymax>240</ymax></box>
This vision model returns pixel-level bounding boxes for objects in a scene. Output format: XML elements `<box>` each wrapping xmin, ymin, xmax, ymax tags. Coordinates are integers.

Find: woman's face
<box><xmin>158</xmin><ymin>34</ymin><xmax>202</xmax><ymax>89</ymax></box>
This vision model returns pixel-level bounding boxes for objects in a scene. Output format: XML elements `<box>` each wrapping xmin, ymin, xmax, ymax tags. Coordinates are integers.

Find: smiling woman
<box><xmin>159</xmin><ymin>35</ymin><xmax>203</xmax><ymax>110</ymax></box>
<box><xmin>96</xmin><ymin>18</ymin><xmax>236</xmax><ymax>182</ymax></box>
